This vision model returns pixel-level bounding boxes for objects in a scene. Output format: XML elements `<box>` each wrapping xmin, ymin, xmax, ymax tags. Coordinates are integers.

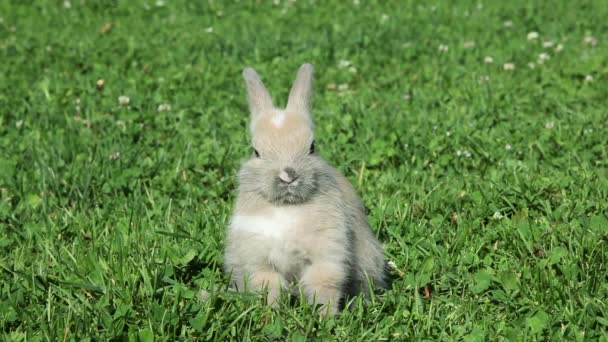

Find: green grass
<box><xmin>1</xmin><ymin>0</ymin><xmax>607</xmax><ymax>340</ymax></box>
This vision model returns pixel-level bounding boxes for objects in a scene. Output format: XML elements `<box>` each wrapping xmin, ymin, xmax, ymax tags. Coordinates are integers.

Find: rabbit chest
<box><xmin>231</xmin><ymin>207</ymin><xmax>314</xmax><ymax>280</ymax></box>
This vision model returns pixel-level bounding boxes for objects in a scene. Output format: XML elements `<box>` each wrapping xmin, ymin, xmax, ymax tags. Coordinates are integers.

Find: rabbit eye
<box><xmin>309</xmin><ymin>141</ymin><xmax>315</xmax><ymax>155</ymax></box>
<box><xmin>253</xmin><ymin>148</ymin><xmax>260</xmax><ymax>157</ymax></box>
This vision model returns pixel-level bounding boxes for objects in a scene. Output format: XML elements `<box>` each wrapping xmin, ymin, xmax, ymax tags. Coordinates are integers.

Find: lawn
<box><xmin>1</xmin><ymin>0</ymin><xmax>607</xmax><ymax>340</ymax></box>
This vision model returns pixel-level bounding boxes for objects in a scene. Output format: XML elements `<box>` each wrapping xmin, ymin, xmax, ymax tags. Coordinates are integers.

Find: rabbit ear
<box><xmin>286</xmin><ymin>63</ymin><xmax>313</xmax><ymax>115</ymax></box>
<box><xmin>242</xmin><ymin>67</ymin><xmax>274</xmax><ymax>117</ymax></box>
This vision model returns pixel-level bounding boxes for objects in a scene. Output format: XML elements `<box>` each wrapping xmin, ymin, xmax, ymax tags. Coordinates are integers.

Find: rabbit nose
<box><xmin>279</xmin><ymin>167</ymin><xmax>298</xmax><ymax>184</ymax></box>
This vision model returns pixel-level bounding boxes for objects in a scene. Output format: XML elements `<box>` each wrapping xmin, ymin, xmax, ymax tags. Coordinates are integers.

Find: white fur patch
<box><xmin>231</xmin><ymin>208</ymin><xmax>295</xmax><ymax>239</ymax></box>
<box><xmin>271</xmin><ymin>111</ymin><xmax>286</xmax><ymax>128</ymax></box>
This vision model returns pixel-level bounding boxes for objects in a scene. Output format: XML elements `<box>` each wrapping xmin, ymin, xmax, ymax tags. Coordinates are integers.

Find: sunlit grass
<box><xmin>0</xmin><ymin>0</ymin><xmax>607</xmax><ymax>340</ymax></box>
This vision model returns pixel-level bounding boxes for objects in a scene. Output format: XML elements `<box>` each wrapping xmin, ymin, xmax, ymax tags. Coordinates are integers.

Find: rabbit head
<box><xmin>238</xmin><ymin>64</ymin><xmax>328</xmax><ymax>205</ymax></box>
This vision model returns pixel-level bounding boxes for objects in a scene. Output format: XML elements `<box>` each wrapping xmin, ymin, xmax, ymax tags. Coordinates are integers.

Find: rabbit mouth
<box><xmin>273</xmin><ymin>182</ymin><xmax>308</xmax><ymax>204</ymax></box>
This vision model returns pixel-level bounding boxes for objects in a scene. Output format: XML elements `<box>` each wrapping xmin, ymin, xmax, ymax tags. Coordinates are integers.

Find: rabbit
<box><xmin>222</xmin><ymin>63</ymin><xmax>390</xmax><ymax>315</ymax></box>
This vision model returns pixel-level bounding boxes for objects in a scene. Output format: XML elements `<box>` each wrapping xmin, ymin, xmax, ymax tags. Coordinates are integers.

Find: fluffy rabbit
<box><xmin>223</xmin><ymin>63</ymin><xmax>389</xmax><ymax>315</ymax></box>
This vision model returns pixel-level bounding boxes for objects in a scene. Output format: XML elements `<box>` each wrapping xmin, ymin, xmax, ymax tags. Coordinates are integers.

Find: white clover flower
<box><xmin>492</xmin><ymin>211</ymin><xmax>504</xmax><ymax>220</ymax></box>
<box><xmin>484</xmin><ymin>56</ymin><xmax>493</xmax><ymax>64</ymax></box>
<box><xmin>109</xmin><ymin>152</ymin><xmax>121</xmax><ymax>160</ymax></box>
<box><xmin>503</xmin><ymin>20</ymin><xmax>513</xmax><ymax>28</ymax></box>
<box><xmin>456</xmin><ymin>150</ymin><xmax>463</xmax><ymax>156</ymax></box>
<box><xmin>438</xmin><ymin>44</ymin><xmax>449</xmax><ymax>52</ymax></box>
<box><xmin>503</xmin><ymin>63</ymin><xmax>515</xmax><ymax>70</ymax></box>
<box><xmin>505</xmin><ymin>144</ymin><xmax>512</xmax><ymax>150</ymax></box>
<box><xmin>542</xmin><ymin>41</ymin><xmax>554</xmax><ymax>48</ymax></box>
<box><xmin>583</xmin><ymin>36</ymin><xmax>597</xmax><ymax>46</ymax></box>
<box><xmin>584</xmin><ymin>75</ymin><xmax>593</xmax><ymax>83</ymax></box>
<box><xmin>555</xmin><ymin>44</ymin><xmax>564</xmax><ymax>52</ymax></box>
<box><xmin>205</xmin><ymin>27</ymin><xmax>214</xmax><ymax>33</ymax></box>
<box><xmin>403</xmin><ymin>93</ymin><xmax>411</xmax><ymax>101</ymax></box>
<box><xmin>446</xmin><ymin>131</ymin><xmax>452</xmax><ymax>137</ymax></box>
<box><xmin>463</xmin><ymin>41</ymin><xmax>475</xmax><ymax>48</ymax></box>
<box><xmin>337</xmin><ymin>83</ymin><xmax>349</xmax><ymax>91</ymax></box>
<box><xmin>158</xmin><ymin>104</ymin><xmax>172</xmax><ymax>112</ymax></box>
<box><xmin>348</xmin><ymin>66</ymin><xmax>357</xmax><ymax>74</ymax></box>
<box><xmin>338</xmin><ymin>60</ymin><xmax>351</xmax><ymax>68</ymax></box>
<box><xmin>464</xmin><ymin>151</ymin><xmax>472</xmax><ymax>158</ymax></box>
<box><xmin>528</xmin><ymin>62</ymin><xmax>536</xmax><ymax>69</ymax></box>
<box><xmin>380</xmin><ymin>14</ymin><xmax>389</xmax><ymax>22</ymax></box>
<box><xmin>96</xmin><ymin>79</ymin><xmax>105</xmax><ymax>91</ymax></box>
<box><xmin>118</xmin><ymin>95</ymin><xmax>130</xmax><ymax>106</ymax></box>
<box><xmin>545</xmin><ymin>121</ymin><xmax>555</xmax><ymax>129</ymax></box>
<box><xmin>63</xmin><ymin>1</ymin><xmax>71</xmax><ymax>9</ymax></box>
<box><xmin>527</xmin><ymin>31</ymin><xmax>539</xmax><ymax>40</ymax></box>
<box><xmin>538</xmin><ymin>52</ymin><xmax>550</xmax><ymax>63</ymax></box>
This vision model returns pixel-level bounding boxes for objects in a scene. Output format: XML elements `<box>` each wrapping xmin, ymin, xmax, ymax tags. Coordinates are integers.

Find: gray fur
<box><xmin>223</xmin><ymin>64</ymin><xmax>388</xmax><ymax>315</ymax></box>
